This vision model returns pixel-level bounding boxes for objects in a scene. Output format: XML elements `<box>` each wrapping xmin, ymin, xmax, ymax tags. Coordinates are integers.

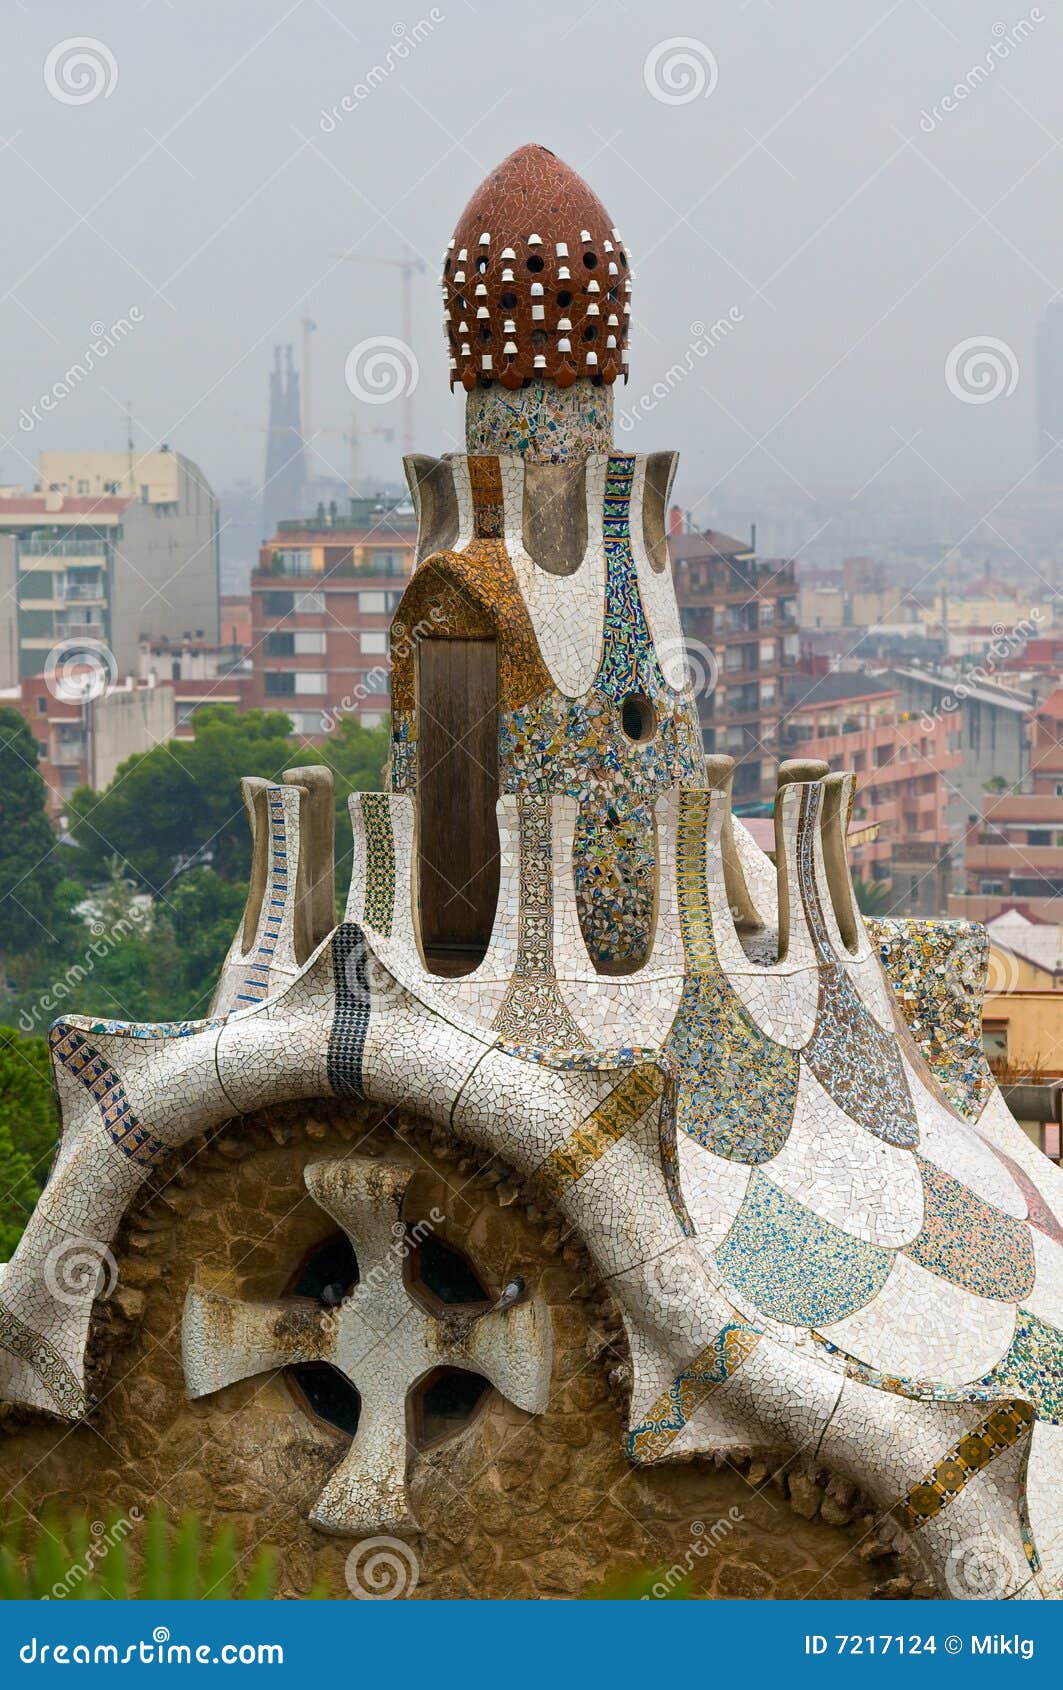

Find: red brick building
<box><xmin>955</xmin><ymin>687</ymin><xmax>1063</xmax><ymax>923</ymax></box>
<box><xmin>781</xmin><ymin>671</ymin><xmax>961</xmax><ymax>915</ymax></box>
<box><xmin>669</xmin><ymin>527</ymin><xmax>801</xmax><ymax>805</ymax></box>
<box><xmin>249</xmin><ymin>501</ymin><xmax>416</xmax><ymax>740</ymax></box>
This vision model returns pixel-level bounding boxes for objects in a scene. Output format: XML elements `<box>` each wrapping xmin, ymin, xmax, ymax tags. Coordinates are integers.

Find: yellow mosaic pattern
<box><xmin>539</xmin><ymin>1065</ymin><xmax>666</xmax><ymax>1196</ymax></box>
<box><xmin>896</xmin><ymin>1400</ymin><xmax>1035</xmax><ymax>1530</ymax></box>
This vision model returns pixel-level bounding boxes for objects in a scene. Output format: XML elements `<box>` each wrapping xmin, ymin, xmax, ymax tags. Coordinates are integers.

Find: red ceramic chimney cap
<box><xmin>442</xmin><ymin>143</ymin><xmax>631</xmax><ymax>392</ymax></box>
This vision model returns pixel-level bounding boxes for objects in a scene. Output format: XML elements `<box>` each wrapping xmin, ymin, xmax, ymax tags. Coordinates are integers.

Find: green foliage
<box><xmin>65</xmin><ymin>706</ymin><xmax>389</xmax><ymax>898</ymax></box>
<box><xmin>0</xmin><ymin>709</ymin><xmax>81</xmax><ymax>962</ymax></box>
<box><xmin>313</xmin><ymin>716</ymin><xmax>392</xmax><ymax>905</ymax></box>
<box><xmin>853</xmin><ymin>875</ymin><xmax>894</xmax><ymax>918</ymax></box>
<box><xmin>0</xmin><ymin>1023</ymin><xmax>58</xmax><ymax>1260</ymax></box>
<box><xmin>582</xmin><ymin>1565</ymin><xmax>695</xmax><ymax>1599</ymax></box>
<box><xmin>0</xmin><ymin>1509</ymin><xmax>285</xmax><ymax>1600</ymax></box>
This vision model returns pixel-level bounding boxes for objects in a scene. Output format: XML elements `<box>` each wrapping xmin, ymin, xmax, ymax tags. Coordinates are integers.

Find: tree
<box><xmin>0</xmin><ymin>1024</ymin><xmax>58</xmax><ymax>1260</ymax></box>
<box><xmin>314</xmin><ymin>716</ymin><xmax>392</xmax><ymax>904</ymax></box>
<box><xmin>0</xmin><ymin>709</ymin><xmax>79</xmax><ymax>966</ymax></box>
<box><xmin>853</xmin><ymin>874</ymin><xmax>894</xmax><ymax>918</ymax></box>
<box><xmin>66</xmin><ymin>707</ymin><xmax>297</xmax><ymax>891</ymax></box>
<box><xmin>66</xmin><ymin>706</ymin><xmax>390</xmax><ymax>901</ymax></box>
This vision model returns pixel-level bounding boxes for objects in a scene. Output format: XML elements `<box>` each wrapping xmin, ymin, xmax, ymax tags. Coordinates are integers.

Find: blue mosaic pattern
<box><xmin>326</xmin><ymin>925</ymin><xmax>371</xmax><ymax>1100</ymax></box>
<box><xmin>715</xmin><ymin>1171</ymin><xmax>894</xmax><ymax>1326</ymax></box>
<box><xmin>628</xmin><ymin>1322</ymin><xmax>762</xmax><ymax>1463</ymax></box>
<box><xmin>979</xmin><ymin>1311</ymin><xmax>1063</xmax><ymax>1424</ymax></box>
<box><xmin>237</xmin><ymin>786</ymin><xmax>289</xmax><ymax>1007</ymax></box>
<box><xmin>48</xmin><ymin>1024</ymin><xmax>168</xmax><ymax>1168</ymax></box>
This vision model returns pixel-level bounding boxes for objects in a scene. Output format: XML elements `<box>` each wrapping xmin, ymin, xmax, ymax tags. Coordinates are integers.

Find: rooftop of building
<box><xmin>884</xmin><ymin>666</ymin><xmax>1035</xmax><ymax>713</ymax></box>
<box><xmin>785</xmin><ymin>671</ymin><xmax>899</xmax><ymax>710</ymax></box>
<box><xmin>987</xmin><ymin>909</ymin><xmax>1063</xmax><ymax>979</ymax></box>
<box><xmin>272</xmin><ymin>497</ymin><xmax>417</xmax><ymax>538</ymax></box>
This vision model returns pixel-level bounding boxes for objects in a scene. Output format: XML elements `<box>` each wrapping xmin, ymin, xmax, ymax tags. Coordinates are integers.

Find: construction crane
<box><xmin>331</xmin><ymin>245</ymin><xmax>427</xmax><ymax>456</ymax></box>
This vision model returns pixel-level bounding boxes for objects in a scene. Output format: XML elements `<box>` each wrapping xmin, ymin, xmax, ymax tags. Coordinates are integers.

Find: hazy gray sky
<box><xmin>4</xmin><ymin>0</ymin><xmax>1062</xmax><ymax>519</ymax></box>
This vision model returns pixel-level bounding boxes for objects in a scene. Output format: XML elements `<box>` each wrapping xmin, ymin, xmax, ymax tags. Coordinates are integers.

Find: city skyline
<box><xmin>3</xmin><ymin>0</ymin><xmax>1063</xmax><ymax>533</ymax></box>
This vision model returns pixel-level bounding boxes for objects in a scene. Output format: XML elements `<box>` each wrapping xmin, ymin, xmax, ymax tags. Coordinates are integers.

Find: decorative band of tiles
<box><xmin>0</xmin><ymin>1300</ymin><xmax>88</xmax><ymax>1420</ymax></box>
<box><xmin>237</xmin><ymin>786</ymin><xmax>290</xmax><ymax>1006</ymax></box>
<box><xmin>48</xmin><ymin>1025</ymin><xmax>168</xmax><ymax>1168</ymax></box>
<box><xmin>628</xmin><ymin>1322</ymin><xmax>762</xmax><ymax>1464</ymax></box>
<box><xmin>326</xmin><ymin>925</ymin><xmax>372</xmax><ymax>1100</ymax></box>
<box><xmin>538</xmin><ymin>1065</ymin><xmax>666</xmax><ymax>1197</ymax></box>
<box><xmin>360</xmin><ymin>794</ymin><xmax>397</xmax><ymax>937</ymax></box>
<box><xmin>896</xmin><ymin>1399</ymin><xmax>1035</xmax><ymax>1530</ymax></box>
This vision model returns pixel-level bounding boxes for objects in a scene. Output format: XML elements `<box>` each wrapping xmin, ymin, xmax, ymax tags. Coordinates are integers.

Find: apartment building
<box><xmin>669</xmin><ymin>527</ymin><xmax>800</xmax><ymax>805</ymax></box>
<box><xmin>781</xmin><ymin>671</ymin><xmax>961</xmax><ymax>915</ymax></box>
<box><xmin>0</xmin><ymin>449</ymin><xmax>219</xmax><ymax>677</ymax></box>
<box><xmin>11</xmin><ymin>673</ymin><xmax>175</xmax><ymax>818</ymax></box>
<box><xmin>249</xmin><ymin>498</ymin><xmax>416</xmax><ymax>739</ymax></box>
<box><xmin>953</xmin><ymin>687</ymin><xmax>1063</xmax><ymax>924</ymax></box>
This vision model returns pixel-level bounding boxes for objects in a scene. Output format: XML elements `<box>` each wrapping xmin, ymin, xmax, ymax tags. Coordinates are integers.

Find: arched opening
<box><xmin>416</xmin><ymin>637</ymin><xmax>500</xmax><ymax>973</ymax></box>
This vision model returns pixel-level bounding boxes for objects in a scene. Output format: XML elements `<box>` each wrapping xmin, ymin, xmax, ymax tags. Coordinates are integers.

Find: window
<box><xmin>265</xmin><ymin>672</ymin><xmax>295</xmax><ymax>696</ymax></box>
<box><xmin>37</xmin><ymin>740</ymin><xmax>47</xmax><ymax>758</ymax></box>
<box><xmin>360</xmin><ymin>711</ymin><xmax>384</xmax><ymax>728</ymax></box>
<box><xmin>284</xmin><ymin>1234</ymin><xmax>361</xmax><ymax>1436</ymax></box>
<box><xmin>294</xmin><ymin>671</ymin><xmax>327</xmax><ymax>695</ymax></box>
<box><xmin>263</xmin><ymin>591</ymin><xmax>294</xmax><ymax>617</ymax></box>
<box><xmin>290</xmin><ymin>709</ymin><xmax>326</xmax><ymax>735</ymax></box>
<box><xmin>294</xmin><ymin>630</ymin><xmax>326</xmax><ymax>656</ymax></box>
<box><xmin>360</xmin><ymin>630</ymin><xmax>387</xmax><ymax>656</ymax></box>
<box><xmin>294</xmin><ymin>591</ymin><xmax>325</xmax><ymax>616</ymax></box>
<box><xmin>760</xmin><ymin>639</ymin><xmax>775</xmax><ymax>664</ymax></box>
<box><xmin>276</xmin><ymin>547</ymin><xmax>313</xmax><ymax>576</ymax></box>
<box><xmin>360</xmin><ymin>669</ymin><xmax>388</xmax><ymax>694</ymax></box>
<box><xmin>358</xmin><ymin>590</ymin><xmax>400</xmax><ymax>614</ymax></box>
<box><xmin>36</xmin><ymin>696</ymin><xmax>48</xmax><ymax>714</ymax></box>
<box><xmin>266</xmin><ymin>632</ymin><xmax>294</xmax><ymax>657</ymax></box>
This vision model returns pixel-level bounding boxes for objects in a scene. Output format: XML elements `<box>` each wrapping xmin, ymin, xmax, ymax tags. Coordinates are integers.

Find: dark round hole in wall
<box><xmin>288</xmin><ymin>1361</ymin><xmax>362</xmax><ymax>1437</ymax></box>
<box><xmin>526</xmin><ymin>254</ymin><xmax>544</xmax><ymax>272</ymax></box>
<box><xmin>582</xmin><ymin>251</ymin><xmax>598</xmax><ymax>269</ymax></box>
<box><xmin>620</xmin><ymin>692</ymin><xmax>658</xmax><ymax>745</ymax></box>
<box><xmin>556</xmin><ymin>289</ymin><xmax>573</xmax><ymax>307</ymax></box>
<box><xmin>286</xmin><ymin>1230</ymin><xmax>358</xmax><ymax>1302</ymax></box>
<box><xmin>407</xmin><ymin>1231</ymin><xmax>491</xmax><ymax>1313</ymax></box>
<box><xmin>283</xmin><ymin>1231</ymin><xmax>361</xmax><ymax>1436</ymax></box>
<box><xmin>411</xmin><ymin>1366</ymin><xmax>491</xmax><ymax>1449</ymax></box>
<box><xmin>500</xmin><ymin>291</ymin><xmax>518</xmax><ymax>309</ymax></box>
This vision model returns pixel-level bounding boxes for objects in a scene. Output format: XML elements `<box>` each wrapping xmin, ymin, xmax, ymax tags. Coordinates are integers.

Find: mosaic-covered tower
<box><xmin>393</xmin><ymin>144</ymin><xmax>770</xmax><ymax>976</ymax></box>
<box><xmin>1</xmin><ymin>142</ymin><xmax>1062</xmax><ymax>1603</ymax></box>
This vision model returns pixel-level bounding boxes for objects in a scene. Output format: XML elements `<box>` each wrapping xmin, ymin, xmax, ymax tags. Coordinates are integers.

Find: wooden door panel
<box><xmin>417</xmin><ymin>639</ymin><xmax>499</xmax><ymax>966</ymax></box>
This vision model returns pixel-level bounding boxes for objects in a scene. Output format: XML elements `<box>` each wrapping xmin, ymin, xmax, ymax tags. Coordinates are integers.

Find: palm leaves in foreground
<box><xmin>0</xmin><ymin>1510</ymin><xmax>281</xmax><ymax>1600</ymax></box>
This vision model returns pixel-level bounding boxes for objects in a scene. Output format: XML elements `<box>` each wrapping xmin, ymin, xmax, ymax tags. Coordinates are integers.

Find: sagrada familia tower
<box><xmin>1</xmin><ymin>145</ymin><xmax>1061</xmax><ymax>1602</ymax></box>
